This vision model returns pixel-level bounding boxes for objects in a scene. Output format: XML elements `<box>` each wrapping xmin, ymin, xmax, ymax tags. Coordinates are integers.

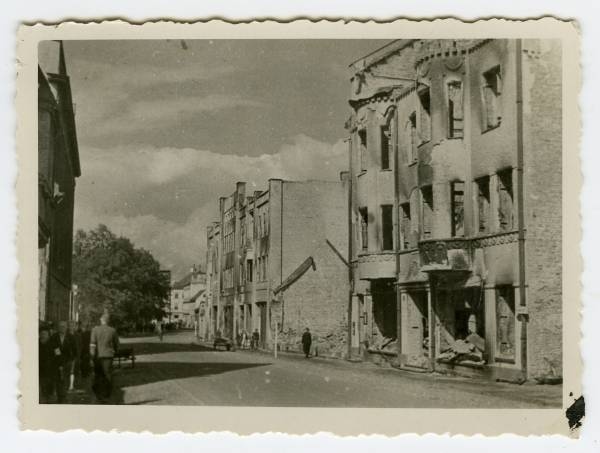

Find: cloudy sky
<box><xmin>64</xmin><ymin>39</ymin><xmax>387</xmax><ymax>279</ymax></box>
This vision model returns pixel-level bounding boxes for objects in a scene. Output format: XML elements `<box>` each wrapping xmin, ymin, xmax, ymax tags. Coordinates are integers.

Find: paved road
<box><xmin>110</xmin><ymin>331</ymin><xmax>561</xmax><ymax>408</ymax></box>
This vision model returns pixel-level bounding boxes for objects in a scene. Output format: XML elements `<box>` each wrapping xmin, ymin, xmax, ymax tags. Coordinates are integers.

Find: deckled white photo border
<box><xmin>15</xmin><ymin>18</ymin><xmax>581</xmax><ymax>436</ymax></box>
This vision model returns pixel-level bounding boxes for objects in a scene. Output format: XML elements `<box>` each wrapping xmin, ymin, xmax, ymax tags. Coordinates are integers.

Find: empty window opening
<box><xmin>380</xmin><ymin>125</ymin><xmax>391</xmax><ymax>170</ymax></box>
<box><xmin>451</xmin><ymin>181</ymin><xmax>465</xmax><ymax>237</ymax></box>
<box><xmin>359</xmin><ymin>207</ymin><xmax>368</xmax><ymax>251</ymax></box>
<box><xmin>407</xmin><ymin>112</ymin><xmax>418</xmax><ymax>163</ymax></box>
<box><xmin>400</xmin><ymin>202</ymin><xmax>412</xmax><ymax>250</ymax></box>
<box><xmin>437</xmin><ymin>289</ymin><xmax>486</xmax><ymax>363</ymax></box>
<box><xmin>476</xmin><ymin>176</ymin><xmax>491</xmax><ymax>233</ymax></box>
<box><xmin>447</xmin><ymin>80</ymin><xmax>464</xmax><ymax>138</ymax></box>
<box><xmin>421</xmin><ymin>186</ymin><xmax>434</xmax><ymax>239</ymax></box>
<box><xmin>358</xmin><ymin>129</ymin><xmax>367</xmax><ymax>172</ymax></box>
<box><xmin>246</xmin><ymin>259</ymin><xmax>253</xmax><ymax>282</ymax></box>
<box><xmin>482</xmin><ymin>65</ymin><xmax>502</xmax><ymax>130</ymax></box>
<box><xmin>381</xmin><ymin>205</ymin><xmax>394</xmax><ymax>251</ymax></box>
<box><xmin>418</xmin><ymin>87</ymin><xmax>432</xmax><ymax>144</ymax></box>
<box><xmin>497</xmin><ymin>169</ymin><xmax>514</xmax><ymax>231</ymax></box>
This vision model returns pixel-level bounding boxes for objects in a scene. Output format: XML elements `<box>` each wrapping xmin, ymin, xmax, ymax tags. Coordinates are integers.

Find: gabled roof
<box><xmin>183</xmin><ymin>289</ymin><xmax>205</xmax><ymax>304</ymax></box>
<box><xmin>172</xmin><ymin>269</ymin><xmax>205</xmax><ymax>290</ymax></box>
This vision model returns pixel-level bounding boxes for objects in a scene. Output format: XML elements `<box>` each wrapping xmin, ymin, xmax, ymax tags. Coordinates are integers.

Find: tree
<box><xmin>73</xmin><ymin>224</ymin><xmax>170</xmax><ymax>331</ymax></box>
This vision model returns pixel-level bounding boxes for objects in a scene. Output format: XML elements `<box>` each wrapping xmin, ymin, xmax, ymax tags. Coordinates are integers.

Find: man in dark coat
<box><xmin>50</xmin><ymin>320</ymin><xmax>77</xmax><ymax>403</ymax></box>
<box><xmin>301</xmin><ymin>327</ymin><xmax>312</xmax><ymax>358</ymax></box>
<box><xmin>39</xmin><ymin>325</ymin><xmax>58</xmax><ymax>403</ymax></box>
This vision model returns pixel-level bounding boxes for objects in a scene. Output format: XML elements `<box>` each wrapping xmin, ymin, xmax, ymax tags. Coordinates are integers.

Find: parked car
<box><xmin>213</xmin><ymin>337</ymin><xmax>232</xmax><ymax>351</ymax></box>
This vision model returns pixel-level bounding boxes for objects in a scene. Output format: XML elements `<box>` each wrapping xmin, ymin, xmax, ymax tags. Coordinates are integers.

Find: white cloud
<box><xmin>75</xmin><ymin>135</ymin><xmax>348</xmax><ymax>278</ymax></box>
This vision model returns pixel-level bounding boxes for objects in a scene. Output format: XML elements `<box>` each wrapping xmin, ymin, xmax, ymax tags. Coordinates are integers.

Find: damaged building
<box><xmin>205</xmin><ymin>179</ymin><xmax>350</xmax><ymax>357</ymax></box>
<box><xmin>346</xmin><ymin>39</ymin><xmax>562</xmax><ymax>383</ymax></box>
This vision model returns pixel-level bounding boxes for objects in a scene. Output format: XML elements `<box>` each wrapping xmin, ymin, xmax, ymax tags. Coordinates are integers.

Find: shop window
<box><xmin>418</xmin><ymin>87</ymin><xmax>431</xmax><ymax>144</ymax></box>
<box><xmin>359</xmin><ymin>207</ymin><xmax>368</xmax><ymax>250</ymax></box>
<box><xmin>447</xmin><ymin>80</ymin><xmax>464</xmax><ymax>138</ymax></box>
<box><xmin>381</xmin><ymin>205</ymin><xmax>393</xmax><ymax>251</ymax></box>
<box><xmin>495</xmin><ymin>286</ymin><xmax>516</xmax><ymax>361</ymax></box>
<box><xmin>380</xmin><ymin>125</ymin><xmax>391</xmax><ymax>170</ymax></box>
<box><xmin>400</xmin><ymin>202</ymin><xmax>411</xmax><ymax>249</ymax></box>
<box><xmin>451</xmin><ymin>181</ymin><xmax>465</xmax><ymax>237</ymax></box>
<box><xmin>476</xmin><ymin>176</ymin><xmax>491</xmax><ymax>233</ymax></box>
<box><xmin>406</xmin><ymin>112</ymin><xmax>418</xmax><ymax>163</ymax></box>
<box><xmin>482</xmin><ymin>65</ymin><xmax>502</xmax><ymax>130</ymax></box>
<box><xmin>358</xmin><ymin>129</ymin><xmax>367</xmax><ymax>172</ymax></box>
<box><xmin>421</xmin><ymin>185</ymin><xmax>433</xmax><ymax>239</ymax></box>
<box><xmin>497</xmin><ymin>168</ymin><xmax>514</xmax><ymax>231</ymax></box>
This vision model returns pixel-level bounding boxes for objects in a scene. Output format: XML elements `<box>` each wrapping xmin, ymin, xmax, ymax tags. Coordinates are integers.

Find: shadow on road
<box><xmin>121</xmin><ymin>342</ymin><xmax>215</xmax><ymax>355</ymax></box>
<box><xmin>110</xmin><ymin>361</ymin><xmax>271</xmax><ymax>404</ymax></box>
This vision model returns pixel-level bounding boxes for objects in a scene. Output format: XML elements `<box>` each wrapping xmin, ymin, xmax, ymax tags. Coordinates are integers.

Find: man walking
<box><xmin>50</xmin><ymin>320</ymin><xmax>77</xmax><ymax>402</ymax></box>
<box><xmin>90</xmin><ymin>313</ymin><xmax>119</xmax><ymax>404</ymax></box>
<box><xmin>302</xmin><ymin>327</ymin><xmax>312</xmax><ymax>358</ymax></box>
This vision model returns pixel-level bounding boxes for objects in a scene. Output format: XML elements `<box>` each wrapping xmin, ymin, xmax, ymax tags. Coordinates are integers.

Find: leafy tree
<box><xmin>73</xmin><ymin>224</ymin><xmax>170</xmax><ymax>331</ymax></box>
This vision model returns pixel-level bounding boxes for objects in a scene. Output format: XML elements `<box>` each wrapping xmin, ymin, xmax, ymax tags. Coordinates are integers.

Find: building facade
<box><xmin>169</xmin><ymin>265</ymin><xmax>206</xmax><ymax>330</ymax></box>
<box><xmin>206</xmin><ymin>179</ymin><xmax>350</xmax><ymax>357</ymax></box>
<box><xmin>38</xmin><ymin>41</ymin><xmax>81</xmax><ymax>324</ymax></box>
<box><xmin>346</xmin><ymin>39</ymin><xmax>562</xmax><ymax>382</ymax></box>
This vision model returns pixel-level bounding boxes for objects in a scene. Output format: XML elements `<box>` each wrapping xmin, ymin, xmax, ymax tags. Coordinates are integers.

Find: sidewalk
<box><xmin>194</xmin><ymin>338</ymin><xmax>562</xmax><ymax>407</ymax></box>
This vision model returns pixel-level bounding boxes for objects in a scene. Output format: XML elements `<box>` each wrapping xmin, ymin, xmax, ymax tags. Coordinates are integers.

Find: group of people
<box><xmin>235</xmin><ymin>327</ymin><xmax>313</xmax><ymax>358</ymax></box>
<box><xmin>236</xmin><ymin>329</ymin><xmax>261</xmax><ymax>350</ymax></box>
<box><xmin>39</xmin><ymin>313</ymin><xmax>120</xmax><ymax>404</ymax></box>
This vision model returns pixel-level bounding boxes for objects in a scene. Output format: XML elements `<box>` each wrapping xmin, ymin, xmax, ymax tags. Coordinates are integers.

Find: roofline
<box><xmin>348</xmin><ymin>39</ymin><xmax>416</xmax><ymax>72</ymax></box>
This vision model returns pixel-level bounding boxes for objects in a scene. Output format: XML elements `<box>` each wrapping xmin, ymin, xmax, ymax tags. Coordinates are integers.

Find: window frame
<box><xmin>481</xmin><ymin>65</ymin><xmax>503</xmax><ymax>132</ymax></box>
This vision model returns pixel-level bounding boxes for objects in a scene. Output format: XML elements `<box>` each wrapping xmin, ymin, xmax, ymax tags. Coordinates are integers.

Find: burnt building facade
<box><xmin>206</xmin><ymin>178</ymin><xmax>350</xmax><ymax>357</ymax></box>
<box><xmin>38</xmin><ymin>41</ymin><xmax>81</xmax><ymax>324</ymax></box>
<box><xmin>346</xmin><ymin>39</ymin><xmax>562</xmax><ymax>382</ymax></box>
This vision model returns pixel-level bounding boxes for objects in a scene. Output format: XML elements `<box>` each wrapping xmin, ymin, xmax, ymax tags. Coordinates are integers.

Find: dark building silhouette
<box><xmin>38</xmin><ymin>41</ymin><xmax>81</xmax><ymax>323</ymax></box>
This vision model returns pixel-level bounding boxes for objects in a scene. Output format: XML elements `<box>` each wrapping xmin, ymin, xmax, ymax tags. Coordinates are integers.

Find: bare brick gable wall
<box><xmin>523</xmin><ymin>40</ymin><xmax>563</xmax><ymax>380</ymax></box>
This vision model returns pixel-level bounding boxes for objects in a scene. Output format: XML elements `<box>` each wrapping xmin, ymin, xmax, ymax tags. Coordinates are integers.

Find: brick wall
<box><xmin>273</xmin><ymin>180</ymin><xmax>350</xmax><ymax>358</ymax></box>
<box><xmin>522</xmin><ymin>40</ymin><xmax>563</xmax><ymax>380</ymax></box>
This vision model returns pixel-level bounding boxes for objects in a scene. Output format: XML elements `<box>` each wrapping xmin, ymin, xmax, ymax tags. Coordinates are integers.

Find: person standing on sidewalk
<box><xmin>155</xmin><ymin>320</ymin><xmax>163</xmax><ymax>342</ymax></box>
<box><xmin>39</xmin><ymin>324</ymin><xmax>58</xmax><ymax>403</ymax></box>
<box><xmin>302</xmin><ymin>327</ymin><xmax>312</xmax><ymax>358</ymax></box>
<box><xmin>90</xmin><ymin>313</ymin><xmax>119</xmax><ymax>404</ymax></box>
<box><xmin>251</xmin><ymin>329</ymin><xmax>260</xmax><ymax>350</ymax></box>
<box><xmin>50</xmin><ymin>320</ymin><xmax>77</xmax><ymax>402</ymax></box>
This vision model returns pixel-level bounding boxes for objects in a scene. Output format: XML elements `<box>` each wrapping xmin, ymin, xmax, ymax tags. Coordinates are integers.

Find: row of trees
<box><xmin>73</xmin><ymin>224</ymin><xmax>170</xmax><ymax>331</ymax></box>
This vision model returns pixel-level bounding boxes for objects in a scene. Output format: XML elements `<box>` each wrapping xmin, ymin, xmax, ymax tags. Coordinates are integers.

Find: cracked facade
<box><xmin>206</xmin><ymin>179</ymin><xmax>350</xmax><ymax>357</ymax></box>
<box><xmin>346</xmin><ymin>39</ymin><xmax>562</xmax><ymax>382</ymax></box>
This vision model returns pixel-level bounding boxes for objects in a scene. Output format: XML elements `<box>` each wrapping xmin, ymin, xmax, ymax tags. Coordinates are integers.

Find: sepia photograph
<box><xmin>16</xmin><ymin>19</ymin><xmax>582</xmax><ymax>435</ymax></box>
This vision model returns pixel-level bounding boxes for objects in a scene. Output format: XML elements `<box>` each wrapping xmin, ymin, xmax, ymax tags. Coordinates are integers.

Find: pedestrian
<box><xmin>49</xmin><ymin>320</ymin><xmax>77</xmax><ymax>402</ymax></box>
<box><xmin>68</xmin><ymin>321</ymin><xmax>83</xmax><ymax>392</ymax></box>
<box><xmin>39</xmin><ymin>324</ymin><xmax>58</xmax><ymax>403</ymax></box>
<box><xmin>251</xmin><ymin>329</ymin><xmax>260</xmax><ymax>350</ymax></box>
<box><xmin>79</xmin><ymin>321</ymin><xmax>92</xmax><ymax>379</ymax></box>
<box><xmin>155</xmin><ymin>320</ymin><xmax>163</xmax><ymax>342</ymax></box>
<box><xmin>241</xmin><ymin>329</ymin><xmax>249</xmax><ymax>349</ymax></box>
<box><xmin>90</xmin><ymin>313</ymin><xmax>120</xmax><ymax>404</ymax></box>
<box><xmin>301</xmin><ymin>327</ymin><xmax>312</xmax><ymax>358</ymax></box>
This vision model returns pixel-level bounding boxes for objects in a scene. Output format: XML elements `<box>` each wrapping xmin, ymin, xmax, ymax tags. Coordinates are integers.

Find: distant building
<box><xmin>206</xmin><ymin>179</ymin><xmax>350</xmax><ymax>357</ymax></box>
<box><xmin>346</xmin><ymin>39</ymin><xmax>562</xmax><ymax>382</ymax></box>
<box><xmin>170</xmin><ymin>265</ymin><xmax>206</xmax><ymax>330</ymax></box>
<box><xmin>38</xmin><ymin>41</ymin><xmax>81</xmax><ymax>323</ymax></box>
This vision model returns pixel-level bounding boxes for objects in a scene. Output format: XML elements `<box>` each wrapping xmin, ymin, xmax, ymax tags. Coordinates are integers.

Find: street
<box><xmin>85</xmin><ymin>331</ymin><xmax>563</xmax><ymax>408</ymax></box>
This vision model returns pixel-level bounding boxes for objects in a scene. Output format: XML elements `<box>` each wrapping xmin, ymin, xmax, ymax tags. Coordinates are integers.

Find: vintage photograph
<box><xmin>36</xmin><ymin>36</ymin><xmax>564</xmax><ymax>407</ymax></box>
<box><xmin>17</xmin><ymin>19</ymin><xmax>581</xmax><ymax>434</ymax></box>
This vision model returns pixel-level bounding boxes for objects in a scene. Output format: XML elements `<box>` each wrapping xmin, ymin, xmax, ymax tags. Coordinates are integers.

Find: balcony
<box><xmin>418</xmin><ymin>237</ymin><xmax>472</xmax><ymax>272</ymax></box>
<box><xmin>356</xmin><ymin>252</ymin><xmax>396</xmax><ymax>280</ymax></box>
